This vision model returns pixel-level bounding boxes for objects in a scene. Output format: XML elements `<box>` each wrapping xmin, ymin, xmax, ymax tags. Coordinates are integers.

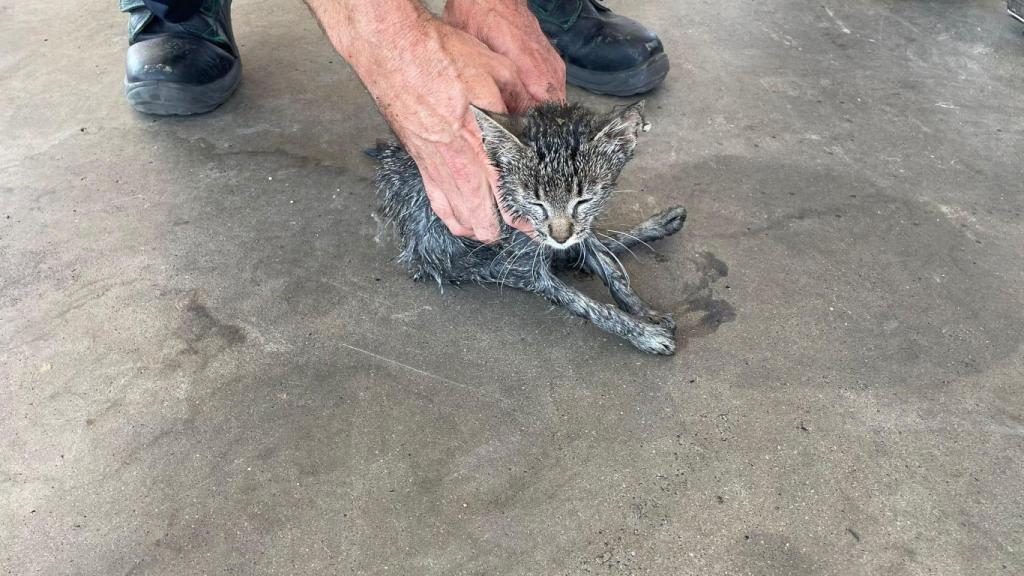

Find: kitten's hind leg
<box><xmin>600</xmin><ymin>206</ymin><xmax>686</xmax><ymax>254</ymax></box>
<box><xmin>583</xmin><ymin>240</ymin><xmax>675</xmax><ymax>330</ymax></box>
<box><xmin>528</xmin><ymin>271</ymin><xmax>675</xmax><ymax>355</ymax></box>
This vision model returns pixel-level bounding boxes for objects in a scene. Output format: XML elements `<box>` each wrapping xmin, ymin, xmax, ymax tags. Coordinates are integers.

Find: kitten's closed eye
<box><xmin>571</xmin><ymin>197</ymin><xmax>593</xmax><ymax>217</ymax></box>
<box><xmin>528</xmin><ymin>201</ymin><xmax>549</xmax><ymax>219</ymax></box>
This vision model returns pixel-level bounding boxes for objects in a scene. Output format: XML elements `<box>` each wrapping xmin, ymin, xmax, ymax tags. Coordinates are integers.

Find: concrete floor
<box><xmin>3</xmin><ymin>0</ymin><xmax>1024</xmax><ymax>574</ymax></box>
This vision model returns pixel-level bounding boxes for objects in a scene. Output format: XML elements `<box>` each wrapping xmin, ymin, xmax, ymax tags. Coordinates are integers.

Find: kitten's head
<box><xmin>471</xmin><ymin>101</ymin><xmax>648</xmax><ymax>249</ymax></box>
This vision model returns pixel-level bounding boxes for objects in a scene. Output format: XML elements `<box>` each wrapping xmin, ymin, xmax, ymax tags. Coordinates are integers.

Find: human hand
<box><xmin>343</xmin><ymin>16</ymin><xmax>535</xmax><ymax>242</ymax></box>
<box><xmin>443</xmin><ymin>0</ymin><xmax>567</xmax><ymax>104</ymax></box>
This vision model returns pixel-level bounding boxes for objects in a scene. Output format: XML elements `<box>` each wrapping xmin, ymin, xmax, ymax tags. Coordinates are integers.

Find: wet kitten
<box><xmin>372</xmin><ymin>101</ymin><xmax>686</xmax><ymax>355</ymax></box>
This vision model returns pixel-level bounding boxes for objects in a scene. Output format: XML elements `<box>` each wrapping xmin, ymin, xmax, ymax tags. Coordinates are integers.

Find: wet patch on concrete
<box><xmin>163</xmin><ymin>289</ymin><xmax>246</xmax><ymax>374</ymax></box>
<box><xmin>678</xmin><ymin>251</ymin><xmax>737</xmax><ymax>340</ymax></box>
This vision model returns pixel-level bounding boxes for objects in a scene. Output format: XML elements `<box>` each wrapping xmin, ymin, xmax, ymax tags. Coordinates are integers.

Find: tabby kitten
<box><xmin>372</xmin><ymin>101</ymin><xmax>686</xmax><ymax>355</ymax></box>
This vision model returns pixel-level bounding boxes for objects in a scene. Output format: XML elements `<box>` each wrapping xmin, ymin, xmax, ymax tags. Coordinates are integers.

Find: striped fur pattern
<box><xmin>373</xmin><ymin>101</ymin><xmax>686</xmax><ymax>354</ymax></box>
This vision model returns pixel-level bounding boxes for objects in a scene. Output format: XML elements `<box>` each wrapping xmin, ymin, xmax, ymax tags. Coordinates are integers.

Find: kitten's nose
<box><xmin>549</xmin><ymin>219</ymin><xmax>574</xmax><ymax>244</ymax></box>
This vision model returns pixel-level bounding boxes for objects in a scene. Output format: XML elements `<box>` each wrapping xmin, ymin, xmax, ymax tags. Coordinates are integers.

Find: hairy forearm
<box><xmin>303</xmin><ymin>0</ymin><xmax>434</xmax><ymax>72</ymax></box>
<box><xmin>301</xmin><ymin>0</ymin><xmax>551</xmax><ymax>241</ymax></box>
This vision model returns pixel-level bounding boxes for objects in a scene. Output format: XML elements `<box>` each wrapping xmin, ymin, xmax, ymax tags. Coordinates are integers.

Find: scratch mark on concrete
<box><xmin>822</xmin><ymin>5</ymin><xmax>852</xmax><ymax>34</ymax></box>
<box><xmin>372</xmin><ymin>212</ymin><xmax>388</xmax><ymax>245</ymax></box>
<box><xmin>338</xmin><ymin>342</ymin><xmax>452</xmax><ymax>383</ymax></box>
<box><xmin>337</xmin><ymin>341</ymin><xmax>510</xmax><ymax>407</ymax></box>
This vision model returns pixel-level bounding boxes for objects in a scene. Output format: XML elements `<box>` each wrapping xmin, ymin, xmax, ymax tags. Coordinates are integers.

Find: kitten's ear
<box><xmin>470</xmin><ymin>105</ymin><xmax>525</xmax><ymax>158</ymax></box>
<box><xmin>592</xmin><ymin>100</ymin><xmax>649</xmax><ymax>156</ymax></box>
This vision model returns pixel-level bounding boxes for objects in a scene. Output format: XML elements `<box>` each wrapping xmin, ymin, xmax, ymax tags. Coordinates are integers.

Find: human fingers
<box><xmin>434</xmin><ymin>128</ymin><xmax>503</xmax><ymax>243</ymax></box>
<box><xmin>419</xmin><ymin>166</ymin><xmax>477</xmax><ymax>238</ymax></box>
<box><xmin>479</xmin><ymin>52</ymin><xmax>535</xmax><ymax>115</ymax></box>
<box><xmin>516</xmin><ymin>42</ymin><xmax>566</xmax><ymax>103</ymax></box>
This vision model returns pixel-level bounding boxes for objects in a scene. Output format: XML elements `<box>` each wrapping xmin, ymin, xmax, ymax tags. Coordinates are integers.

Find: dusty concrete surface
<box><xmin>3</xmin><ymin>0</ymin><xmax>1024</xmax><ymax>574</ymax></box>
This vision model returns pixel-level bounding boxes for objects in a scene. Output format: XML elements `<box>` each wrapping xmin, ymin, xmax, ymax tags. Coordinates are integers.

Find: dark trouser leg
<box><xmin>141</xmin><ymin>0</ymin><xmax>204</xmax><ymax>23</ymax></box>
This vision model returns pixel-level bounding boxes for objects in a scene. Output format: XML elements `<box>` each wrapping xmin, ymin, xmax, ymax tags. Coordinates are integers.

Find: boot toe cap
<box><xmin>580</xmin><ymin>14</ymin><xmax>665</xmax><ymax>72</ymax></box>
<box><xmin>126</xmin><ymin>34</ymin><xmax>236</xmax><ymax>85</ymax></box>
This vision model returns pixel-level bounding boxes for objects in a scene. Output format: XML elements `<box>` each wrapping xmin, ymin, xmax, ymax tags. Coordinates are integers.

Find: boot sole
<box><xmin>125</xmin><ymin>60</ymin><xmax>242</xmax><ymax>116</ymax></box>
<box><xmin>566</xmin><ymin>52</ymin><xmax>669</xmax><ymax>97</ymax></box>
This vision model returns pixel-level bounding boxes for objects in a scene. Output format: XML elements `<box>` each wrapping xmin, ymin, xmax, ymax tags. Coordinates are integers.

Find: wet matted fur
<box><xmin>372</xmin><ymin>101</ymin><xmax>686</xmax><ymax>355</ymax></box>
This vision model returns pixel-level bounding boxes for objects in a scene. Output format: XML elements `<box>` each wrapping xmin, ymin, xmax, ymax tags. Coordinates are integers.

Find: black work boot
<box><xmin>120</xmin><ymin>0</ymin><xmax>241</xmax><ymax>115</ymax></box>
<box><xmin>529</xmin><ymin>0</ymin><xmax>668</xmax><ymax>96</ymax></box>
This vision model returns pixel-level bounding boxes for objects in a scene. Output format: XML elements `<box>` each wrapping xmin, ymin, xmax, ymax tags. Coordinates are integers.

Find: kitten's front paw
<box><xmin>652</xmin><ymin>206</ymin><xmax>687</xmax><ymax>236</ymax></box>
<box><xmin>640</xmin><ymin>311</ymin><xmax>676</xmax><ymax>331</ymax></box>
<box><xmin>631</xmin><ymin>323</ymin><xmax>676</xmax><ymax>355</ymax></box>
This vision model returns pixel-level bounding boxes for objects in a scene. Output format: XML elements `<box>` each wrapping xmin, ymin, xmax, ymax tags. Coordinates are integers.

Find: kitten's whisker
<box><xmin>574</xmin><ymin>244</ymin><xmax>586</xmax><ymax>270</ymax></box>
<box><xmin>497</xmin><ymin>230</ymin><xmax>541</xmax><ymax>255</ymax></box>
<box><xmin>468</xmin><ymin>241</ymin><xmax>496</xmax><ymax>257</ymax></box>
<box><xmin>506</xmin><ymin>246</ymin><xmax>531</xmax><ymax>288</ymax></box>
<box><xmin>604</xmin><ymin>229</ymin><xmax>658</xmax><ymax>253</ymax></box>
<box><xmin>499</xmin><ymin>242</ymin><xmax>532</xmax><ymax>289</ymax></box>
<box><xmin>530</xmin><ymin>244</ymin><xmax>543</xmax><ymax>287</ymax></box>
<box><xmin>492</xmin><ymin>237</ymin><xmax>525</xmax><ymax>292</ymax></box>
<box><xmin>492</xmin><ymin>244</ymin><xmax>516</xmax><ymax>261</ymax></box>
<box><xmin>593</xmin><ymin>238</ymin><xmax>630</xmax><ymax>287</ymax></box>
<box><xmin>491</xmin><ymin>236</ymin><xmax>525</xmax><ymax>261</ymax></box>
<box><xmin>595</xmin><ymin>231</ymin><xmax>639</xmax><ymax>261</ymax></box>
<box><xmin>496</xmin><ymin>245</ymin><xmax>523</xmax><ymax>291</ymax></box>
